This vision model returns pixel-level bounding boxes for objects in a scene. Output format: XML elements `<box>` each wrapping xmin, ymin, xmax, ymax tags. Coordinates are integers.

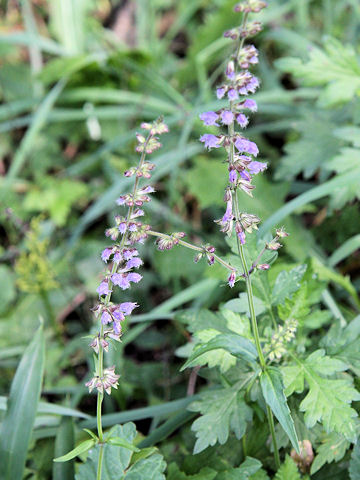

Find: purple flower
<box><xmin>228</xmin><ymin>89</ymin><xmax>238</xmax><ymax>101</ymax></box>
<box><xmin>112</xmin><ymin>309</ymin><xmax>125</xmax><ymax>322</ymax></box>
<box><xmin>243</xmin><ymin>99</ymin><xmax>257</xmax><ymax>112</ymax></box>
<box><xmin>101</xmin><ymin>311</ymin><xmax>112</xmax><ymax>324</ymax></box>
<box><xmin>116</xmin><ymin>196</ymin><xmax>126</xmax><ymax>206</ymax></box>
<box><xmin>248</xmin><ymin>161</ymin><xmax>267</xmax><ymax>174</ymax></box>
<box><xmin>240</xmin><ymin>171</ymin><xmax>251</xmax><ymax>182</ymax></box>
<box><xmin>228</xmin><ymin>271</ymin><xmax>236</xmax><ymax>288</ymax></box>
<box><xmin>229</xmin><ymin>170</ymin><xmax>237</xmax><ymax>183</ymax></box>
<box><xmin>126</xmin><ymin>257</ymin><xmax>143</xmax><ymax>269</ymax></box>
<box><xmin>118</xmin><ymin>222</ymin><xmax>127</xmax><ymax>233</ymax></box>
<box><xmin>113</xmin><ymin>321</ymin><xmax>122</xmax><ymax>335</ymax></box>
<box><xmin>101</xmin><ymin>248</ymin><xmax>112</xmax><ymax>263</ymax></box>
<box><xmin>128</xmin><ymin>272</ymin><xmax>142</xmax><ymax>284</ymax></box>
<box><xmin>239</xmin><ymin>86</ymin><xmax>248</xmax><ymax>95</ymax></box>
<box><xmin>221</xmin><ymin>110</ymin><xmax>234</xmax><ymax>125</ymax></box>
<box><xmin>222</xmin><ymin>200</ymin><xmax>233</xmax><ymax>222</ymax></box>
<box><xmin>237</xmin><ymin>230</ymin><xmax>246</xmax><ymax>245</ymax></box>
<box><xmin>119</xmin><ymin>302</ymin><xmax>138</xmax><ymax>315</ymax></box>
<box><xmin>200</xmin><ymin>134</ymin><xmax>220</xmax><ymax>150</ymax></box>
<box><xmin>216</xmin><ymin>87</ymin><xmax>226</xmax><ymax>99</ymax></box>
<box><xmin>129</xmin><ymin>223</ymin><xmax>137</xmax><ymax>232</ymax></box>
<box><xmin>247</xmin><ymin>76</ymin><xmax>259</xmax><ymax>93</ymax></box>
<box><xmin>236</xmin><ymin>114</ymin><xmax>248</xmax><ymax>128</ymax></box>
<box><xmin>199</xmin><ymin>111</ymin><xmax>219</xmax><ymax>126</ymax></box>
<box><xmin>123</xmin><ymin>248</ymin><xmax>138</xmax><ymax>260</ymax></box>
<box><xmin>112</xmin><ymin>273</ymin><xmax>130</xmax><ymax>290</ymax></box>
<box><xmin>97</xmin><ymin>281</ymin><xmax>112</xmax><ymax>296</ymax></box>
<box><xmin>114</xmin><ymin>252</ymin><xmax>122</xmax><ymax>263</ymax></box>
<box><xmin>235</xmin><ymin>138</ymin><xmax>259</xmax><ymax>157</ymax></box>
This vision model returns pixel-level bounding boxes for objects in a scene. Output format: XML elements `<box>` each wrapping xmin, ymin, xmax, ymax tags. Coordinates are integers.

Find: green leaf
<box><xmin>107</xmin><ymin>437</ymin><xmax>140</xmax><ymax>452</ymax></box>
<box><xmin>275</xmin><ymin>111</ymin><xmax>342</xmax><ymax>180</ymax></box>
<box><xmin>188</xmin><ymin>382</ymin><xmax>253</xmax><ymax>454</ymax></box>
<box><xmin>272</xmin><ymin>265</ymin><xmax>307</xmax><ymax>305</ymax></box>
<box><xmin>124</xmin><ymin>453</ymin><xmax>166</xmax><ymax>479</ymax></box>
<box><xmin>53</xmin><ymin>439</ymin><xmax>96</xmax><ymax>462</ymax></box>
<box><xmin>75</xmin><ymin>423</ymin><xmax>166</xmax><ymax>480</ymax></box>
<box><xmin>274</xmin><ymin>455</ymin><xmax>302</xmax><ymax>480</ymax></box>
<box><xmin>180</xmin><ymin>333</ymin><xmax>258</xmax><ymax>371</ymax></box>
<box><xmin>321</xmin><ymin>316</ymin><xmax>360</xmax><ymax>376</ymax></box>
<box><xmin>53</xmin><ymin>417</ymin><xmax>75</xmax><ymax>480</ymax></box>
<box><xmin>260</xmin><ymin>367</ymin><xmax>300</xmax><ymax>453</ymax></box>
<box><xmin>311</xmin><ymin>432</ymin><xmax>349</xmax><ymax>474</ymax></box>
<box><xmin>0</xmin><ymin>324</ymin><xmax>45</xmax><ymax>480</ymax></box>
<box><xmin>349</xmin><ymin>441</ymin><xmax>360</xmax><ymax>480</ymax></box>
<box><xmin>282</xmin><ymin>350</ymin><xmax>360</xmax><ymax>441</ymax></box>
<box><xmin>276</xmin><ymin>37</ymin><xmax>360</xmax><ymax>107</ymax></box>
<box><xmin>277</xmin><ymin>283</ymin><xmax>310</xmax><ymax>324</ymax></box>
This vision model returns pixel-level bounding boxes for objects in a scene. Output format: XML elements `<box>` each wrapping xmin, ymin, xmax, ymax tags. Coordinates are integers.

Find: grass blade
<box><xmin>328</xmin><ymin>234</ymin><xmax>360</xmax><ymax>267</ymax></box>
<box><xmin>2</xmin><ymin>78</ymin><xmax>66</xmax><ymax>188</ymax></box>
<box><xmin>0</xmin><ymin>323</ymin><xmax>45</xmax><ymax>480</ymax></box>
<box><xmin>259</xmin><ymin>168</ymin><xmax>360</xmax><ymax>237</ymax></box>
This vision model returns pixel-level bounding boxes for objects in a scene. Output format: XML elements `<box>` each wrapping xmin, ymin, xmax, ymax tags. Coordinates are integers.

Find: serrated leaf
<box><xmin>274</xmin><ymin>455</ymin><xmax>302</xmax><ymax>480</ymax></box>
<box><xmin>272</xmin><ymin>265</ymin><xmax>307</xmax><ymax>305</ymax></box>
<box><xmin>260</xmin><ymin>367</ymin><xmax>300</xmax><ymax>453</ymax></box>
<box><xmin>278</xmin><ymin>283</ymin><xmax>310</xmax><ymax>324</ymax></box>
<box><xmin>276</xmin><ymin>37</ymin><xmax>360</xmax><ymax>107</ymax></box>
<box><xmin>188</xmin><ymin>383</ymin><xmax>253</xmax><ymax>454</ymax></box>
<box><xmin>311</xmin><ymin>432</ymin><xmax>349</xmax><ymax>474</ymax></box>
<box><xmin>0</xmin><ymin>324</ymin><xmax>45</xmax><ymax>480</ymax></box>
<box><xmin>275</xmin><ymin>112</ymin><xmax>342</xmax><ymax>181</ymax></box>
<box><xmin>349</xmin><ymin>442</ymin><xmax>360</xmax><ymax>480</ymax></box>
<box><xmin>54</xmin><ymin>439</ymin><xmax>95</xmax><ymax>462</ymax></box>
<box><xmin>181</xmin><ymin>333</ymin><xmax>258</xmax><ymax>372</ymax></box>
<box><xmin>321</xmin><ymin>316</ymin><xmax>360</xmax><ymax>376</ymax></box>
<box><xmin>75</xmin><ymin>423</ymin><xmax>165</xmax><ymax>480</ymax></box>
<box><xmin>282</xmin><ymin>351</ymin><xmax>360</xmax><ymax>441</ymax></box>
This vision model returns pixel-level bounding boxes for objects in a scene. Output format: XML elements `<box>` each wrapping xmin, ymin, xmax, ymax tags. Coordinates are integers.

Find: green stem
<box><xmin>267</xmin><ymin>405</ymin><xmax>281</xmax><ymax>469</ymax></box>
<box><xmin>147</xmin><ymin>230</ymin><xmax>236</xmax><ymax>273</ymax></box>
<box><xmin>227</xmin><ymin>12</ymin><xmax>280</xmax><ymax>467</ymax></box>
<box><xmin>94</xmin><ymin>134</ymin><xmax>152</xmax><ymax>480</ymax></box>
<box><xmin>96</xmin><ymin>444</ymin><xmax>104</xmax><ymax>480</ymax></box>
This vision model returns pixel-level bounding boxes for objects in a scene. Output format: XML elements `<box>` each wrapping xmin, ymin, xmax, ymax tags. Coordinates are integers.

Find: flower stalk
<box><xmin>197</xmin><ymin>0</ymin><xmax>288</xmax><ymax>469</ymax></box>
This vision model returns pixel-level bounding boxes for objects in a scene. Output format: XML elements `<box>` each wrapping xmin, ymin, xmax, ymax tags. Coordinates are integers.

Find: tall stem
<box><xmin>94</xmin><ymin>135</ymin><xmax>152</xmax><ymax>480</ymax></box>
<box><xmin>227</xmin><ymin>13</ymin><xmax>280</xmax><ymax>466</ymax></box>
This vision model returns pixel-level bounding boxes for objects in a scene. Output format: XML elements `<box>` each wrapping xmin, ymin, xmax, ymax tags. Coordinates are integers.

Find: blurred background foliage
<box><xmin>0</xmin><ymin>0</ymin><xmax>360</xmax><ymax>478</ymax></box>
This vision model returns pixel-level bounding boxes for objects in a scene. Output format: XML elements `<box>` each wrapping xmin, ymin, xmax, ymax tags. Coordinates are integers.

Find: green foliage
<box><xmin>274</xmin><ymin>455</ymin><xmax>304</xmax><ymax>480</ymax></box>
<box><xmin>260</xmin><ymin>367</ymin><xmax>299</xmax><ymax>453</ymax></box>
<box><xmin>282</xmin><ymin>350</ymin><xmax>360</xmax><ymax>441</ymax></box>
<box><xmin>24</xmin><ymin>177</ymin><xmax>88</xmax><ymax>226</ymax></box>
<box><xmin>311</xmin><ymin>432</ymin><xmax>350</xmax><ymax>474</ymax></box>
<box><xmin>75</xmin><ymin>424</ymin><xmax>166</xmax><ymax>480</ymax></box>
<box><xmin>0</xmin><ymin>324</ymin><xmax>45</xmax><ymax>480</ymax></box>
<box><xmin>14</xmin><ymin>216</ymin><xmax>58</xmax><ymax>293</ymax></box>
<box><xmin>276</xmin><ymin>37</ymin><xmax>360</xmax><ymax>107</ymax></box>
<box><xmin>188</xmin><ymin>383</ymin><xmax>253</xmax><ymax>454</ymax></box>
